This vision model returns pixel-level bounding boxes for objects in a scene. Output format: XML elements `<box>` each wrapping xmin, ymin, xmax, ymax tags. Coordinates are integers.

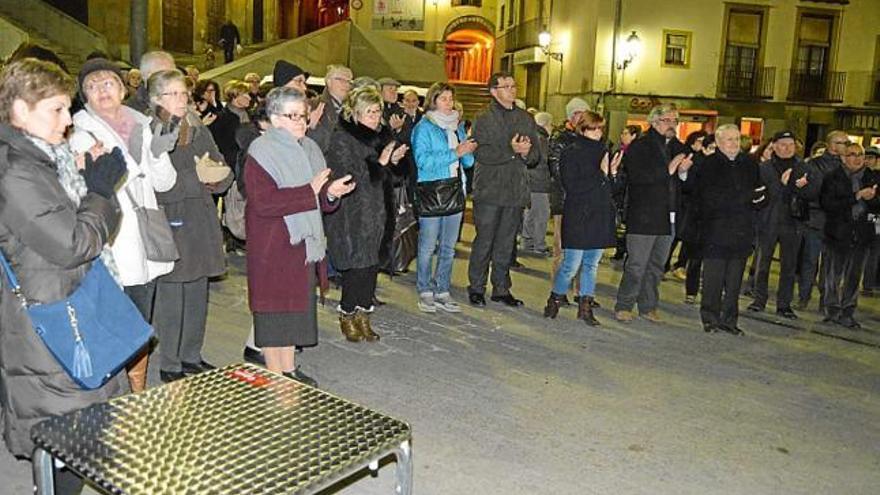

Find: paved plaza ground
<box><xmin>2</xmin><ymin>222</ymin><xmax>879</xmax><ymax>494</ymax></box>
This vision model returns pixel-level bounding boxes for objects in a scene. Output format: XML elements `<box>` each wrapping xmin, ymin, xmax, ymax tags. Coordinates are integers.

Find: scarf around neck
<box><xmin>426</xmin><ymin>110</ymin><xmax>461</xmax><ymax>174</ymax></box>
<box><xmin>247</xmin><ymin>127</ymin><xmax>327</xmax><ymax>263</ymax></box>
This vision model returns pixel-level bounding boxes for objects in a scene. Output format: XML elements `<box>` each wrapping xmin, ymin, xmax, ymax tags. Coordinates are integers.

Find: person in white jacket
<box><xmin>72</xmin><ymin>58</ymin><xmax>178</xmax><ymax>392</ymax></box>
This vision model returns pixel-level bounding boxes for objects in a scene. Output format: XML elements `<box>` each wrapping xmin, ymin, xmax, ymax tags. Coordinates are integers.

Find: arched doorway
<box><xmin>443</xmin><ymin>16</ymin><xmax>495</xmax><ymax>84</ymax></box>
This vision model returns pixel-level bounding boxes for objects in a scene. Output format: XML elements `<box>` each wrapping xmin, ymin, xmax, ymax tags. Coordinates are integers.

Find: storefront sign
<box><xmin>373</xmin><ymin>0</ymin><xmax>425</xmax><ymax>31</ymax></box>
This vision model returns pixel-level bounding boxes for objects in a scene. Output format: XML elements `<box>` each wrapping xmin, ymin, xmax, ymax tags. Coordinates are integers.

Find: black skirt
<box><xmin>252</xmin><ymin>269</ymin><xmax>317</xmax><ymax>348</ymax></box>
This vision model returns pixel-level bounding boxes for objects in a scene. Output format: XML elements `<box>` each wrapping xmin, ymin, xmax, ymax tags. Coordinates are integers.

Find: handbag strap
<box><xmin>0</xmin><ymin>248</ymin><xmax>25</xmax><ymax>304</ymax></box>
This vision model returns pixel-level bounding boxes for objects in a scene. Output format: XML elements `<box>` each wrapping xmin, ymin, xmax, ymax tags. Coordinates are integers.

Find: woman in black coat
<box><xmin>323</xmin><ymin>86</ymin><xmax>407</xmax><ymax>342</ymax></box>
<box><xmin>543</xmin><ymin>111</ymin><xmax>621</xmax><ymax>325</ymax></box>
<box><xmin>695</xmin><ymin>125</ymin><xmax>766</xmax><ymax>335</ymax></box>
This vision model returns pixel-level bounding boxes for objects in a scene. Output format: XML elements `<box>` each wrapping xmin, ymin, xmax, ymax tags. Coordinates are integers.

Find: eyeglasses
<box><xmin>330</xmin><ymin>77</ymin><xmax>352</xmax><ymax>84</ymax></box>
<box><xmin>585</xmin><ymin>125</ymin><xmax>605</xmax><ymax>131</ymax></box>
<box><xmin>160</xmin><ymin>91</ymin><xmax>189</xmax><ymax>99</ymax></box>
<box><xmin>279</xmin><ymin>113</ymin><xmax>309</xmax><ymax>123</ymax></box>
<box><xmin>831</xmin><ymin>140</ymin><xmax>850</xmax><ymax>146</ymax></box>
<box><xmin>658</xmin><ymin>118</ymin><xmax>679</xmax><ymax>124</ymax></box>
<box><xmin>84</xmin><ymin>79</ymin><xmax>118</xmax><ymax>93</ymax></box>
<box><xmin>494</xmin><ymin>84</ymin><xmax>517</xmax><ymax>90</ymax></box>
<box><xmin>845</xmin><ymin>152</ymin><xmax>865</xmax><ymax>157</ymax></box>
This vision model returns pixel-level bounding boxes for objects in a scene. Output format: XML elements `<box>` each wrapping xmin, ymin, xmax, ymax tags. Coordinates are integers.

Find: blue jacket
<box><xmin>412</xmin><ymin>116</ymin><xmax>474</xmax><ymax>184</ymax></box>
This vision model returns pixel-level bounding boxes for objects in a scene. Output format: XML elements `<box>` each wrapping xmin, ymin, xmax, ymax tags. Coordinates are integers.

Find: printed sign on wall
<box><xmin>373</xmin><ymin>0</ymin><xmax>425</xmax><ymax>31</ymax></box>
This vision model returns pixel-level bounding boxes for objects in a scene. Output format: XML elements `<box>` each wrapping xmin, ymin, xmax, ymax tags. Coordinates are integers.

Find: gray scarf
<box><xmin>248</xmin><ymin>127</ymin><xmax>327</xmax><ymax>263</ymax></box>
<box><xmin>25</xmin><ymin>135</ymin><xmax>121</xmax><ymax>284</ymax></box>
<box><xmin>849</xmin><ymin>167</ymin><xmax>867</xmax><ymax>220</ymax></box>
<box><xmin>425</xmin><ymin>109</ymin><xmax>461</xmax><ymax>175</ymax></box>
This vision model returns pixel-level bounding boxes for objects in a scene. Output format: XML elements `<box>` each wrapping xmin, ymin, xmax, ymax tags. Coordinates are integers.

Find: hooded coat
<box><xmin>0</xmin><ymin>124</ymin><xmax>127</xmax><ymax>458</ymax></box>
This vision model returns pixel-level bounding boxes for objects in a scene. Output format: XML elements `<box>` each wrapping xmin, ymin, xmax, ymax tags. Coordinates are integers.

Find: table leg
<box><xmin>394</xmin><ymin>440</ymin><xmax>412</xmax><ymax>495</ymax></box>
<box><xmin>32</xmin><ymin>448</ymin><xmax>55</xmax><ymax>495</ymax></box>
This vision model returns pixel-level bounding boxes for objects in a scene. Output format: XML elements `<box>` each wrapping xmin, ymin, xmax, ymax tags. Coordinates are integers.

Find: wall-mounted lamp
<box><xmin>538</xmin><ymin>29</ymin><xmax>563</xmax><ymax>62</ymax></box>
<box><xmin>616</xmin><ymin>30</ymin><xmax>641</xmax><ymax>70</ymax></box>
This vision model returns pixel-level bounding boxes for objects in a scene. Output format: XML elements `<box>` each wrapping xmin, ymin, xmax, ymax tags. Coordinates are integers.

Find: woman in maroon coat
<box><xmin>244</xmin><ymin>87</ymin><xmax>354</xmax><ymax>386</ymax></box>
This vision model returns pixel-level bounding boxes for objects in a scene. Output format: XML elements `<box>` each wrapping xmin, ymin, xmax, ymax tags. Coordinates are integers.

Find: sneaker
<box><xmin>641</xmin><ymin>310</ymin><xmax>663</xmax><ymax>323</ymax></box>
<box><xmin>434</xmin><ymin>293</ymin><xmax>462</xmax><ymax>313</ymax></box>
<box><xmin>672</xmin><ymin>267</ymin><xmax>687</xmax><ymax>281</ymax></box>
<box><xmin>417</xmin><ymin>292</ymin><xmax>437</xmax><ymax>313</ymax></box>
<box><xmin>747</xmin><ymin>302</ymin><xmax>764</xmax><ymax>312</ymax></box>
<box><xmin>684</xmin><ymin>295</ymin><xmax>697</xmax><ymax>305</ymax></box>
<box><xmin>615</xmin><ymin>310</ymin><xmax>634</xmax><ymax>322</ymax></box>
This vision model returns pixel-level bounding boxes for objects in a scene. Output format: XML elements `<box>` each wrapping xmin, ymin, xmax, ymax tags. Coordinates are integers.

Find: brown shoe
<box><xmin>543</xmin><ymin>293</ymin><xmax>563</xmax><ymax>319</ymax></box>
<box><xmin>615</xmin><ymin>310</ymin><xmax>634</xmax><ymax>322</ymax></box>
<box><xmin>642</xmin><ymin>310</ymin><xmax>662</xmax><ymax>322</ymax></box>
<box><xmin>578</xmin><ymin>297</ymin><xmax>601</xmax><ymax>326</ymax></box>
<box><xmin>339</xmin><ymin>312</ymin><xmax>364</xmax><ymax>342</ymax></box>
<box><xmin>127</xmin><ymin>349</ymin><xmax>149</xmax><ymax>393</ymax></box>
<box><xmin>353</xmin><ymin>311</ymin><xmax>380</xmax><ymax>342</ymax></box>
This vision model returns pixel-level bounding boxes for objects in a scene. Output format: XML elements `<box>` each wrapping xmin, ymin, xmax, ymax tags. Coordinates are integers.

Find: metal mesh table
<box><xmin>31</xmin><ymin>363</ymin><xmax>412</xmax><ymax>494</ymax></box>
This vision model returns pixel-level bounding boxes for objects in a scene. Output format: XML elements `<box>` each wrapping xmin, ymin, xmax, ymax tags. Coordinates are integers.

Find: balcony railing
<box><xmin>717</xmin><ymin>66</ymin><xmax>776</xmax><ymax>99</ymax></box>
<box><xmin>787</xmin><ymin>70</ymin><xmax>846</xmax><ymax>103</ymax></box>
<box><xmin>497</xmin><ymin>17</ymin><xmax>546</xmax><ymax>54</ymax></box>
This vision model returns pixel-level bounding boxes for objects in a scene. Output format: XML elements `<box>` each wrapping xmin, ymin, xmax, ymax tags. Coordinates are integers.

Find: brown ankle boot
<box><xmin>543</xmin><ymin>293</ymin><xmax>563</xmax><ymax>318</ymax></box>
<box><xmin>353</xmin><ymin>311</ymin><xmax>380</xmax><ymax>342</ymax></box>
<box><xmin>127</xmin><ymin>349</ymin><xmax>149</xmax><ymax>393</ymax></box>
<box><xmin>339</xmin><ymin>312</ymin><xmax>364</xmax><ymax>342</ymax></box>
<box><xmin>578</xmin><ymin>297</ymin><xmax>601</xmax><ymax>326</ymax></box>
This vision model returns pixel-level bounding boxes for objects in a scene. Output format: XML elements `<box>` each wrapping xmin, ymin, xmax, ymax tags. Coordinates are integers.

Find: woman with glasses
<box><xmin>213</xmin><ymin>79</ymin><xmax>251</xmax><ymax>169</ymax></box>
<box><xmin>245</xmin><ymin>87</ymin><xmax>354</xmax><ymax>385</ymax></box>
<box><xmin>543</xmin><ymin>111</ymin><xmax>621</xmax><ymax>325</ymax></box>
<box><xmin>193</xmin><ymin>79</ymin><xmax>222</xmax><ymax>128</ymax></box>
<box><xmin>146</xmin><ymin>70</ymin><xmax>232</xmax><ymax>382</ymax></box>
<box><xmin>72</xmin><ymin>58</ymin><xmax>178</xmax><ymax>392</ymax></box>
<box><xmin>323</xmin><ymin>86</ymin><xmax>407</xmax><ymax>342</ymax></box>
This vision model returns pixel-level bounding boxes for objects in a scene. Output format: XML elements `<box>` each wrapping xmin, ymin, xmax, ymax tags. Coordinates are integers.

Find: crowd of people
<box><xmin>0</xmin><ymin>41</ymin><xmax>878</xmax><ymax>493</ymax></box>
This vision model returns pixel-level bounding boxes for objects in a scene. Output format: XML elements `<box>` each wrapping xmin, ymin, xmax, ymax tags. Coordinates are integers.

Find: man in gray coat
<box><xmin>467</xmin><ymin>72</ymin><xmax>543</xmax><ymax>307</ymax></box>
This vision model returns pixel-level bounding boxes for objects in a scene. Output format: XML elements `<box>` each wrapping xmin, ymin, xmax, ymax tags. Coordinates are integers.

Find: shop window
<box><xmin>740</xmin><ymin>117</ymin><xmax>764</xmax><ymax>147</ymax></box>
<box><xmin>662</xmin><ymin>30</ymin><xmax>691</xmax><ymax>68</ymax></box>
<box><xmin>452</xmin><ymin>0</ymin><xmax>482</xmax><ymax>6</ymax></box>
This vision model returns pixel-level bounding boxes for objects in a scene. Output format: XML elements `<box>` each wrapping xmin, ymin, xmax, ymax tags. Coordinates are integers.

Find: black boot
<box><xmin>578</xmin><ymin>297</ymin><xmax>601</xmax><ymax>326</ymax></box>
<box><xmin>543</xmin><ymin>293</ymin><xmax>564</xmax><ymax>318</ymax></box>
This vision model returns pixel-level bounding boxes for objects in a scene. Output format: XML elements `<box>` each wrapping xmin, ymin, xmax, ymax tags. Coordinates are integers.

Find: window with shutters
<box><xmin>662</xmin><ymin>30</ymin><xmax>691</xmax><ymax>68</ymax></box>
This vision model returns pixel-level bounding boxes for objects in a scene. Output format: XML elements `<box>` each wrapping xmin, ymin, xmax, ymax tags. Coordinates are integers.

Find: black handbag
<box><xmin>416</xmin><ymin>177</ymin><xmax>465</xmax><ymax>217</ymax></box>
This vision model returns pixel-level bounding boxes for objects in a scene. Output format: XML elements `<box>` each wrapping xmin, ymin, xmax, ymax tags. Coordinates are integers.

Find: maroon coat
<box><xmin>244</xmin><ymin>156</ymin><xmax>337</xmax><ymax>312</ymax></box>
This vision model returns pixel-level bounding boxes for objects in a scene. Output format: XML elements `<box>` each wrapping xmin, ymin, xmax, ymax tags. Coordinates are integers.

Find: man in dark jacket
<box><xmin>748</xmin><ymin>131</ymin><xmax>809</xmax><ymax>319</ymax></box>
<box><xmin>614</xmin><ymin>103</ymin><xmax>693</xmax><ymax>322</ymax></box>
<box><xmin>819</xmin><ymin>142</ymin><xmax>880</xmax><ymax>328</ymax></box>
<box><xmin>797</xmin><ymin>130</ymin><xmax>848</xmax><ymax>309</ymax></box>
<box><xmin>219</xmin><ymin>19</ymin><xmax>241</xmax><ymax>64</ymax></box>
<box><xmin>696</xmin><ymin>124</ymin><xmax>766</xmax><ymax>334</ymax></box>
<box><xmin>308</xmin><ymin>64</ymin><xmax>352</xmax><ymax>152</ymax></box>
<box><xmin>522</xmin><ymin>112</ymin><xmax>553</xmax><ymax>255</ymax></box>
<box><xmin>467</xmin><ymin>72</ymin><xmax>542</xmax><ymax>307</ymax></box>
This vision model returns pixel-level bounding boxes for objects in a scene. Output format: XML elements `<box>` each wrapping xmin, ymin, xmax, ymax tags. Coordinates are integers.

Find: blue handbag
<box><xmin>0</xmin><ymin>252</ymin><xmax>154</xmax><ymax>390</ymax></box>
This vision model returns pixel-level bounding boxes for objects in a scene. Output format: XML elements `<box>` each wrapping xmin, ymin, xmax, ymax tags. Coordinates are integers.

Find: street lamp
<box><xmin>617</xmin><ymin>30</ymin><xmax>641</xmax><ymax>70</ymax></box>
<box><xmin>538</xmin><ymin>28</ymin><xmax>563</xmax><ymax>62</ymax></box>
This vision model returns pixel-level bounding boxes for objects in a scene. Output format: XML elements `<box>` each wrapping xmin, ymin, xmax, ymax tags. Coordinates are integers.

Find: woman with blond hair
<box><xmin>323</xmin><ymin>86</ymin><xmax>407</xmax><ymax>342</ymax></box>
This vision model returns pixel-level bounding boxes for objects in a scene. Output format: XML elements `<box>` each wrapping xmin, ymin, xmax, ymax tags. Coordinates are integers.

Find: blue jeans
<box><xmin>552</xmin><ymin>248</ymin><xmax>604</xmax><ymax>296</ymax></box>
<box><xmin>799</xmin><ymin>228</ymin><xmax>824</xmax><ymax>303</ymax></box>
<box><xmin>417</xmin><ymin>213</ymin><xmax>463</xmax><ymax>294</ymax></box>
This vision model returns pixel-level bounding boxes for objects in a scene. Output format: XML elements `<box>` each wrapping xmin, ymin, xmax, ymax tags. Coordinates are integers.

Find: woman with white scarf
<box><xmin>411</xmin><ymin>82</ymin><xmax>477</xmax><ymax>313</ymax></box>
<box><xmin>244</xmin><ymin>87</ymin><xmax>354</xmax><ymax>386</ymax></box>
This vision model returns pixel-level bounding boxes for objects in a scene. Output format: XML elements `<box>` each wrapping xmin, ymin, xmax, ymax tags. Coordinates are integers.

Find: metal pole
<box><xmin>130</xmin><ymin>0</ymin><xmax>148</xmax><ymax>66</ymax></box>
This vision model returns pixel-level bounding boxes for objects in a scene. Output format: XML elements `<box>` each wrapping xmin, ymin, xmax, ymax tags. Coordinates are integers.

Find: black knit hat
<box><xmin>273</xmin><ymin>60</ymin><xmax>309</xmax><ymax>88</ymax></box>
<box><xmin>77</xmin><ymin>58</ymin><xmax>122</xmax><ymax>99</ymax></box>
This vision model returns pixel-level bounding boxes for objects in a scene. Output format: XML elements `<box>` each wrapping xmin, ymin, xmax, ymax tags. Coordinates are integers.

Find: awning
<box><xmin>201</xmin><ymin>20</ymin><xmax>446</xmax><ymax>87</ymax></box>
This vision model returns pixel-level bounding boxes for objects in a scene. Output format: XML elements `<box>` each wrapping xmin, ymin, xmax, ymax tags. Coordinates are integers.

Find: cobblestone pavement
<box><xmin>2</xmin><ymin>223</ymin><xmax>879</xmax><ymax>494</ymax></box>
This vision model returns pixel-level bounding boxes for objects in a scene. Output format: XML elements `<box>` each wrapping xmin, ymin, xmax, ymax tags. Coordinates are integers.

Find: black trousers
<box><xmin>685</xmin><ymin>253</ymin><xmax>702</xmax><ymax>297</ymax></box>
<box><xmin>223</xmin><ymin>45</ymin><xmax>235</xmax><ymax>63</ymax></box>
<box><xmin>823</xmin><ymin>243</ymin><xmax>869</xmax><ymax>317</ymax></box>
<box><xmin>752</xmin><ymin>227</ymin><xmax>803</xmax><ymax>309</ymax></box>
<box><xmin>124</xmin><ymin>280</ymin><xmax>157</xmax><ymax>322</ymax></box>
<box><xmin>340</xmin><ymin>265</ymin><xmax>378</xmax><ymax>313</ymax></box>
<box><xmin>467</xmin><ymin>202</ymin><xmax>523</xmax><ymax>296</ymax></box>
<box><xmin>701</xmin><ymin>257</ymin><xmax>747</xmax><ymax>329</ymax></box>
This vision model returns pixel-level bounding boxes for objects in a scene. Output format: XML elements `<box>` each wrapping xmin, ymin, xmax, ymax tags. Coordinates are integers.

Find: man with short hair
<box><xmin>308</xmin><ymin>64</ymin><xmax>352</xmax><ymax>151</ymax></box>
<box><xmin>614</xmin><ymin>103</ymin><xmax>693</xmax><ymax>322</ymax></box>
<box><xmin>819</xmin><ymin>142</ymin><xmax>880</xmax><ymax>328</ymax></box>
<box><xmin>467</xmin><ymin>72</ymin><xmax>543</xmax><ymax>307</ymax></box>
<box><xmin>219</xmin><ymin>19</ymin><xmax>241</xmax><ymax>63</ymax></box>
<box><xmin>797</xmin><ymin>130</ymin><xmax>849</xmax><ymax>309</ymax></box>
<box><xmin>126</xmin><ymin>50</ymin><xmax>175</xmax><ymax>112</ymax></box>
<box><xmin>748</xmin><ymin>131</ymin><xmax>809</xmax><ymax>319</ymax></box>
<box><xmin>378</xmin><ymin>77</ymin><xmax>406</xmax><ymax>134</ymax></box>
<box><xmin>695</xmin><ymin>124</ymin><xmax>766</xmax><ymax>335</ymax></box>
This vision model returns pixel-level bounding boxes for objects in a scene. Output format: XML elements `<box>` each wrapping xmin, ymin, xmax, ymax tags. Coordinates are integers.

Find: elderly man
<box><xmin>748</xmin><ymin>131</ymin><xmax>810</xmax><ymax>319</ymax></box>
<box><xmin>696</xmin><ymin>124</ymin><xmax>766</xmax><ymax>334</ymax></box>
<box><xmin>378</xmin><ymin>77</ymin><xmax>406</xmax><ymax>135</ymax></box>
<box><xmin>467</xmin><ymin>72</ymin><xmax>543</xmax><ymax>307</ymax></box>
<box><xmin>614</xmin><ymin>103</ymin><xmax>692</xmax><ymax>322</ymax></box>
<box><xmin>797</xmin><ymin>129</ymin><xmax>849</xmax><ymax>309</ymax></box>
<box><xmin>125</xmin><ymin>50</ymin><xmax>175</xmax><ymax>112</ymax></box>
<box><xmin>307</xmin><ymin>64</ymin><xmax>352</xmax><ymax>151</ymax></box>
<box><xmin>820</xmin><ymin>143</ymin><xmax>880</xmax><ymax>328</ymax></box>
